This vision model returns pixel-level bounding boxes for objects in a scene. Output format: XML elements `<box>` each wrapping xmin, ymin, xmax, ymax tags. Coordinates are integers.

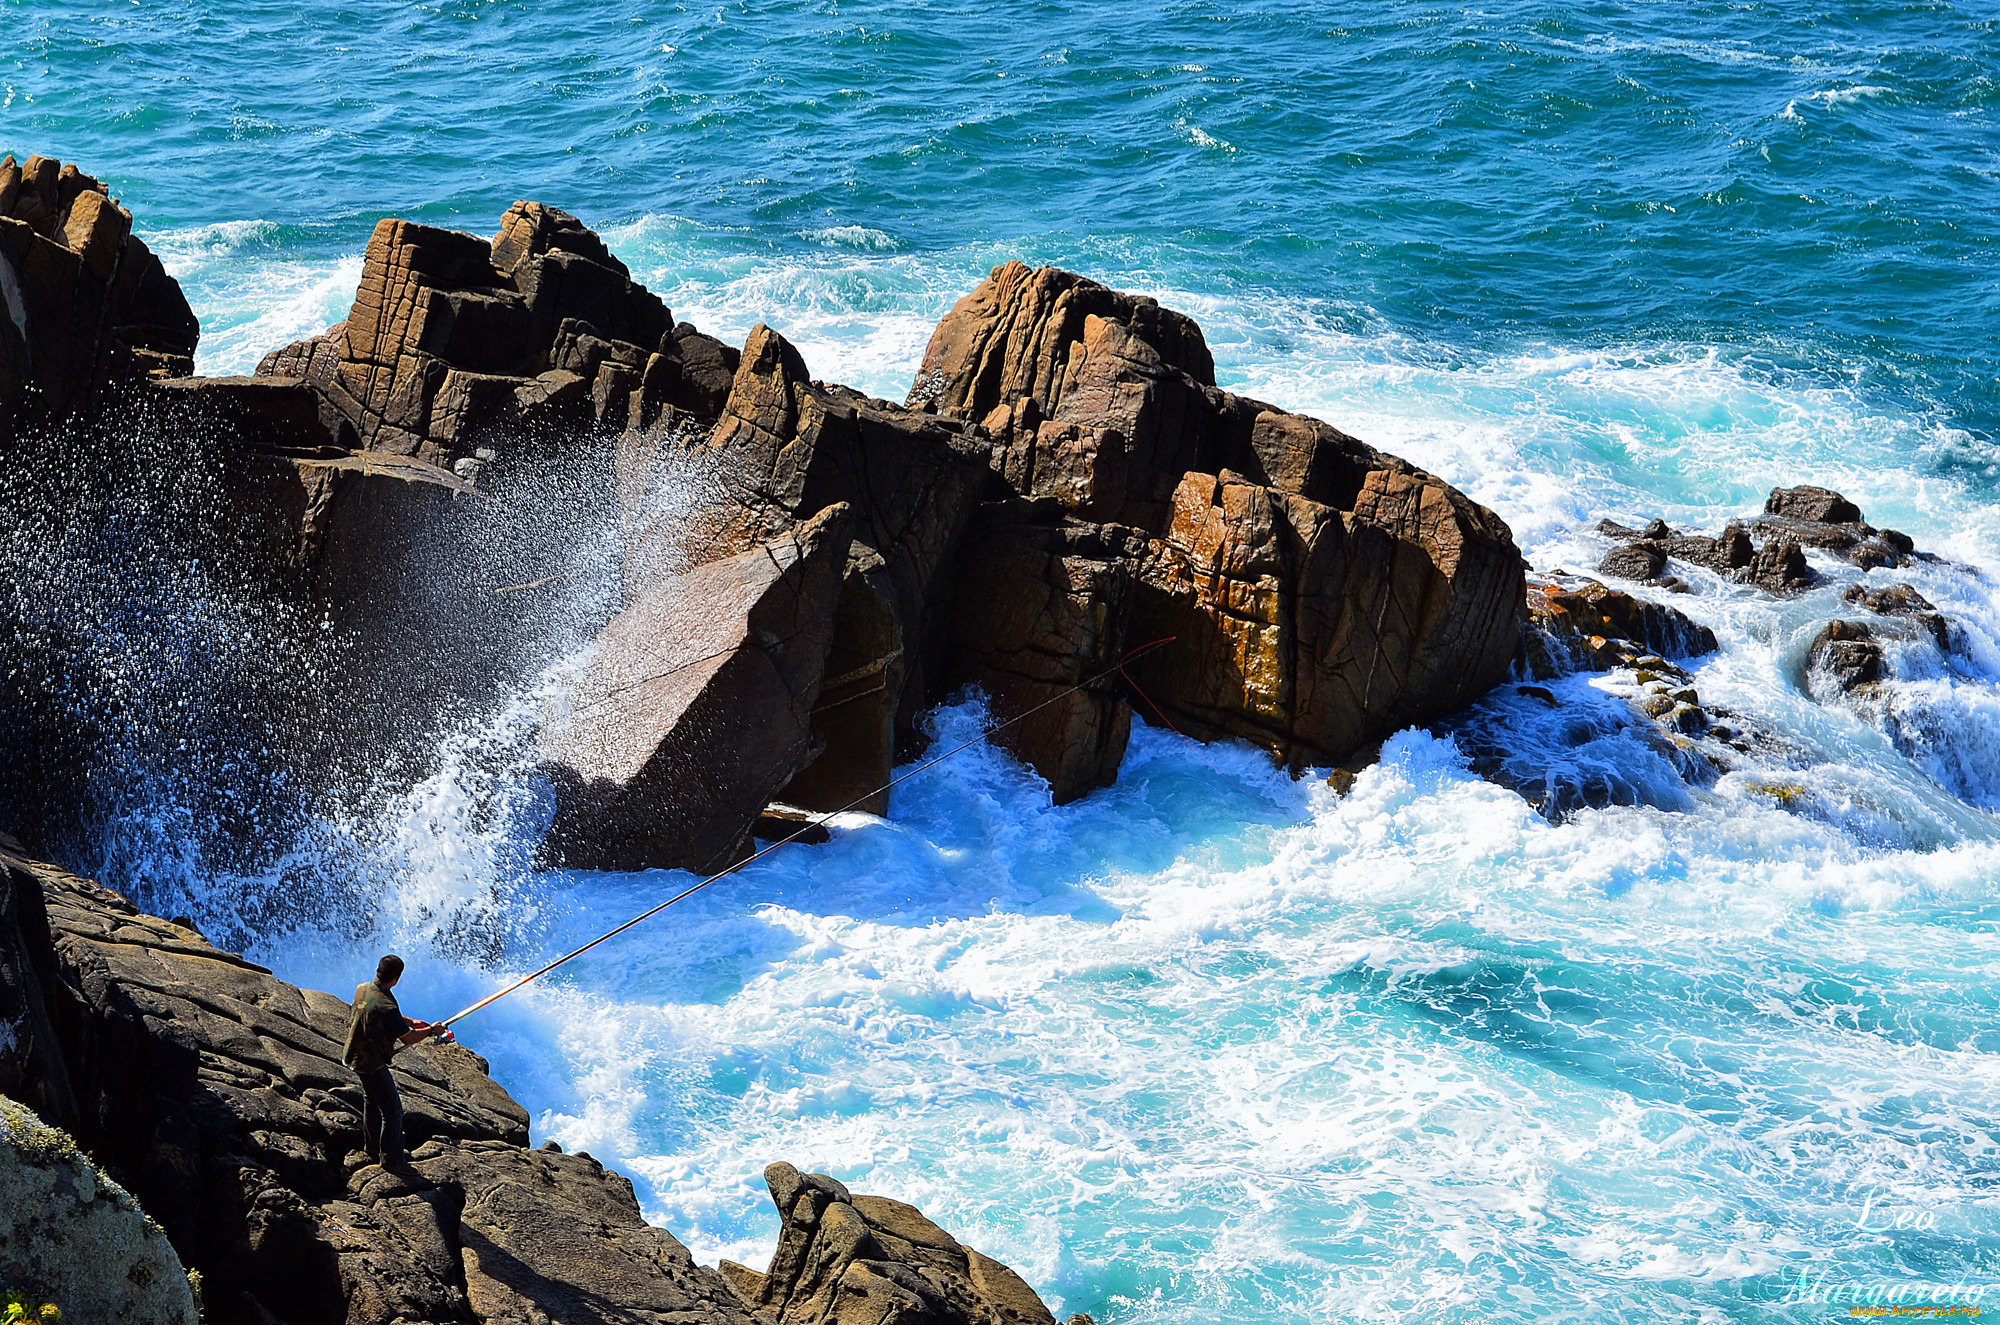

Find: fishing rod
<box><xmin>439</xmin><ymin>634</ymin><xmax>1178</xmax><ymax>1029</ymax></box>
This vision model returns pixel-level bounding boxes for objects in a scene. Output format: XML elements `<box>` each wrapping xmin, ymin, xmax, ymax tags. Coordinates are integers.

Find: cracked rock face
<box><xmin>720</xmin><ymin>1163</ymin><xmax>1057</xmax><ymax>1325</ymax></box>
<box><xmin>0</xmin><ymin>843</ymin><xmax>1067</xmax><ymax>1325</ymax></box>
<box><xmin>919</xmin><ymin>263</ymin><xmax>1526</xmax><ymax>782</ymax></box>
<box><xmin>537</xmin><ymin>502</ymin><xmax>859</xmax><ymax>872</ymax></box>
<box><xmin>0</xmin><ymin>154</ymin><xmax>201</xmax><ymax>448</ymax></box>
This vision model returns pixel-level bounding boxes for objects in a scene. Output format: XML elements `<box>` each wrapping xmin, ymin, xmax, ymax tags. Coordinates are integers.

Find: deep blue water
<box><xmin>9</xmin><ymin>2</ymin><xmax>2000</xmax><ymax>1321</ymax></box>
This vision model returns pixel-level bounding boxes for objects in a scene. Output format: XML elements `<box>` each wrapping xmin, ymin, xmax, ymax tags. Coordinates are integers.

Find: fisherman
<box><xmin>343</xmin><ymin>953</ymin><xmax>447</xmax><ymax>1166</ymax></box>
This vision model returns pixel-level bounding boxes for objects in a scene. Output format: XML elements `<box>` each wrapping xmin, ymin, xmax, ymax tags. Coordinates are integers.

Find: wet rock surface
<box><xmin>0</xmin><ymin>843</ymin><xmax>1063</xmax><ymax>1325</ymax></box>
<box><xmin>1597</xmin><ymin>485</ymin><xmax>1928</xmax><ymax>595</ymax></box>
<box><xmin>538</xmin><ymin>503</ymin><xmax>858</xmax><ymax>872</ymax></box>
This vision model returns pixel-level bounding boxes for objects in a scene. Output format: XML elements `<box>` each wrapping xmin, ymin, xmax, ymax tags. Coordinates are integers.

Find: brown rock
<box><xmin>631</xmin><ymin>324</ymin><xmax>991</xmax><ymax>749</ymax></box>
<box><xmin>947</xmin><ymin>505</ymin><xmax>1137</xmax><ymax>802</ymax></box>
<box><xmin>538</xmin><ymin>503</ymin><xmax>857</xmax><ymax>873</ymax></box>
<box><xmin>1125</xmin><ymin>466</ymin><xmax>1522</xmax><ymax>767</ymax></box>
<box><xmin>0</xmin><ymin>154</ymin><xmax>200</xmax><ymax>449</ymax></box>
<box><xmin>316</xmin><ymin>204</ymin><xmax>684</xmax><ymax>472</ymax></box>
<box><xmin>1519</xmin><ymin>577</ymin><xmax>1718</xmax><ymax>679</ymax></box>
<box><xmin>1766</xmin><ymin>485</ymin><xmax>1862</xmax><ymax>525</ymax></box>
<box><xmin>737</xmin><ymin>1160</ymin><xmax>1058</xmax><ymax>1325</ymax></box>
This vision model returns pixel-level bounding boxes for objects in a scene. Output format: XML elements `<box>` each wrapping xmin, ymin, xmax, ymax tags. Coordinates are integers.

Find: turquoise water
<box><xmin>11</xmin><ymin>0</ymin><xmax>2000</xmax><ymax>1319</ymax></box>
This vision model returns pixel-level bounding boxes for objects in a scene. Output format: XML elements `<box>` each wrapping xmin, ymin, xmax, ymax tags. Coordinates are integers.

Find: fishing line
<box><xmin>440</xmin><ymin>634</ymin><xmax>1178</xmax><ymax>1028</ymax></box>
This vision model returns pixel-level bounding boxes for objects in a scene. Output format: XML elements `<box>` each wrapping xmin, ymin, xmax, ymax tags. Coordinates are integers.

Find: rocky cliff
<box><xmin>0</xmin><ymin>841</ymin><xmax>1066</xmax><ymax>1325</ymax></box>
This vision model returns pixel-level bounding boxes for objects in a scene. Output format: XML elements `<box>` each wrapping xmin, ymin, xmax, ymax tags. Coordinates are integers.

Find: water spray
<box><xmin>439</xmin><ymin>635</ymin><xmax>1179</xmax><ymax>1029</ymax></box>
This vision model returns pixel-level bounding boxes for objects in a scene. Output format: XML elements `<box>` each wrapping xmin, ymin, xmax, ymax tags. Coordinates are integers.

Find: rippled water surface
<box><xmin>7</xmin><ymin>0</ymin><xmax>2000</xmax><ymax>1319</ymax></box>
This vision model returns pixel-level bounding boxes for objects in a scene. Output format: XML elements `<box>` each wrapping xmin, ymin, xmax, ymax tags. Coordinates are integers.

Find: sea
<box><xmin>7</xmin><ymin>0</ymin><xmax>2000</xmax><ymax>1319</ymax></box>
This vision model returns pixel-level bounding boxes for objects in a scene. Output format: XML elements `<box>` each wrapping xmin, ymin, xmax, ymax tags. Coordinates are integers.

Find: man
<box><xmin>343</xmin><ymin>953</ymin><xmax>446</xmax><ymax>1166</ymax></box>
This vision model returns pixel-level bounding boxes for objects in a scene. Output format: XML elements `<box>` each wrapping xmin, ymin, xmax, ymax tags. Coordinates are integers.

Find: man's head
<box><xmin>376</xmin><ymin>954</ymin><xmax>405</xmax><ymax>987</ymax></box>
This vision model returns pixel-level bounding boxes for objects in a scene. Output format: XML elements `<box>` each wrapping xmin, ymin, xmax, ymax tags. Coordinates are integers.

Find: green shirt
<box><xmin>343</xmin><ymin>979</ymin><xmax>405</xmax><ymax>1074</ymax></box>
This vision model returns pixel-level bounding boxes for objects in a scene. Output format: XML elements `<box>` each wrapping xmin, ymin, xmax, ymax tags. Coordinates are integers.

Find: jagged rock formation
<box><xmin>914</xmin><ymin>262</ymin><xmax>1525</xmax><ymax>782</ymax></box>
<box><xmin>0</xmin><ymin>155</ymin><xmax>200</xmax><ymax>449</ymax></box>
<box><xmin>2</xmin><ymin>162</ymin><xmax>1530</xmax><ymax>873</ymax></box>
<box><xmin>719</xmin><ymin>1163</ymin><xmax>1057</xmax><ymax>1325</ymax></box>
<box><xmin>539</xmin><ymin>504</ymin><xmax>859</xmax><ymax>872</ymax></box>
<box><xmin>0</xmin><ymin>1094</ymin><xmax>199</xmax><ymax>1325</ymax></box>
<box><xmin>1518</xmin><ymin>576</ymin><xmax>1718</xmax><ymax>679</ymax></box>
<box><xmin>1597</xmin><ymin>485</ymin><xmax>1924</xmax><ymax>594</ymax></box>
<box><xmin>0</xmin><ymin>842</ymin><xmax>1063</xmax><ymax>1325</ymax></box>
<box><xmin>257</xmin><ymin>202</ymin><xmax>737</xmax><ymax>473</ymax></box>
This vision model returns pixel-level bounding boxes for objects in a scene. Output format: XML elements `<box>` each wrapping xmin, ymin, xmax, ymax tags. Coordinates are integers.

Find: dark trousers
<box><xmin>358</xmin><ymin>1066</ymin><xmax>404</xmax><ymax>1159</ymax></box>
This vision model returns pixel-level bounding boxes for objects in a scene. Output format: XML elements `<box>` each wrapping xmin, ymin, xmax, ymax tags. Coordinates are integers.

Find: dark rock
<box><xmin>1766</xmin><ymin>485</ymin><xmax>1862</xmax><ymax>525</ymax></box>
<box><xmin>1841</xmin><ymin>582</ymin><xmax>1950</xmax><ymax>648</ymax></box>
<box><xmin>147</xmin><ymin>375</ymin><xmax>344</xmax><ymax>455</ymax></box>
<box><xmin>1518</xmin><ymin>577</ymin><xmax>1718</xmax><ymax>679</ymax></box>
<box><xmin>778</xmin><ymin>547</ymin><xmax>907</xmax><ymax>817</ymax></box>
<box><xmin>1807</xmin><ymin>620</ymin><xmax>1884</xmax><ymax>694</ymax></box>
<box><xmin>537</xmin><ymin>504</ymin><xmax>857</xmax><ymax>873</ymax></box>
<box><xmin>0</xmin><ymin>844</ymin><xmax>778</xmax><ymax>1325</ymax></box>
<box><xmin>1740</xmin><ymin>535</ymin><xmax>1815</xmax><ymax>593</ymax></box>
<box><xmin>1658</xmin><ymin>522</ymin><xmax>1754</xmax><ymax>574</ymax></box>
<box><xmin>1596</xmin><ymin>541</ymin><xmax>1667</xmax><ymax>583</ymax></box>
<box><xmin>0</xmin><ymin>155</ymin><xmax>200</xmax><ymax>450</ymax></box>
<box><xmin>728</xmin><ymin>1160</ymin><xmax>1058</xmax><ymax>1325</ymax></box>
<box><xmin>947</xmin><ymin>505</ymin><xmax>1137</xmax><ymax>802</ymax></box>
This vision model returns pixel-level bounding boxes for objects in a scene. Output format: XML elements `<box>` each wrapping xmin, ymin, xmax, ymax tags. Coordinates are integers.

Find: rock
<box><xmin>0</xmin><ymin>155</ymin><xmax>200</xmax><ymax>449</ymax></box>
<box><xmin>256</xmin><ymin>322</ymin><xmax>345</xmax><ymax>390</ymax></box>
<box><xmin>1125</xmin><ymin>465</ymin><xmax>1523</xmax><ymax>768</ymax></box>
<box><xmin>537</xmin><ymin>503</ymin><xmax>858</xmax><ymax>873</ymax></box>
<box><xmin>947</xmin><ymin>504</ymin><xmax>1137</xmax><ymax>801</ymax></box>
<box><xmin>1740</xmin><ymin>535</ymin><xmax>1815</xmax><ymax>593</ymax></box>
<box><xmin>1841</xmin><ymin>582</ymin><xmax>1950</xmax><ymax>648</ymax></box>
<box><xmin>912</xmin><ymin>264</ymin><xmax>1523</xmax><ymax>773</ymax></box>
<box><xmin>729</xmin><ymin>1161</ymin><xmax>1058</xmax><ymax>1325</ymax></box>
<box><xmin>1807</xmin><ymin>619</ymin><xmax>1884</xmax><ymax>695</ymax></box>
<box><xmin>1596</xmin><ymin>540</ymin><xmax>1667</xmax><ymax>583</ymax></box>
<box><xmin>1519</xmin><ymin>577</ymin><xmax>1718</xmax><ymax>679</ymax></box>
<box><xmin>146</xmin><ymin>374</ymin><xmax>345</xmax><ymax>455</ymax></box>
<box><xmin>315</xmin><ymin>204</ymin><xmax>695</xmax><ymax>473</ymax></box>
<box><xmin>0</xmin><ymin>843</ymin><xmax>765</xmax><ymax>1325</ymax></box>
<box><xmin>1766</xmin><ymin>484</ymin><xmax>1862</xmax><ymax>525</ymax></box>
<box><xmin>626</xmin><ymin>324</ymin><xmax>992</xmax><ymax>747</ymax></box>
<box><xmin>0</xmin><ymin>1095</ymin><xmax>199</xmax><ymax>1325</ymax></box>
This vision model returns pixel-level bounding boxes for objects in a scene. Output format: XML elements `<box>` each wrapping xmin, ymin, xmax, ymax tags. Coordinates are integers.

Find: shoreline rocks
<box><xmin>0</xmin><ymin>841</ymin><xmax>1066</xmax><ymax>1325</ymax></box>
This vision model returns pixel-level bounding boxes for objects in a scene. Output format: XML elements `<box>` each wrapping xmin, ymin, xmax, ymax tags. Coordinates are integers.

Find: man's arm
<box><xmin>397</xmin><ymin>1017</ymin><xmax>448</xmax><ymax>1047</ymax></box>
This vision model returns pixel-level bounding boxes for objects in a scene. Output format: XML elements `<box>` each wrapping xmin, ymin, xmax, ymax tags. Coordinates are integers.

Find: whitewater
<box><xmin>12</xmin><ymin>0</ymin><xmax>2000</xmax><ymax>1318</ymax></box>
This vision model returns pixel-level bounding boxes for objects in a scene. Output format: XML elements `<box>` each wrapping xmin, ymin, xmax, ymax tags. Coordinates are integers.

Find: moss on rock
<box><xmin>0</xmin><ymin>1096</ymin><xmax>198</xmax><ymax>1325</ymax></box>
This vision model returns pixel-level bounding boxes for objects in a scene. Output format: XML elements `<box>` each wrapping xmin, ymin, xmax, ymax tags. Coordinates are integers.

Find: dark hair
<box><xmin>376</xmin><ymin>954</ymin><xmax>405</xmax><ymax>983</ymax></box>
